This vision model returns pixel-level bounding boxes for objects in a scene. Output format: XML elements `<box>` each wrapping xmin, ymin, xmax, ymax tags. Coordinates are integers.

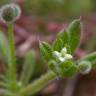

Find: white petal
<box><xmin>64</xmin><ymin>54</ymin><xmax>73</xmax><ymax>59</ymax></box>
<box><xmin>59</xmin><ymin>57</ymin><xmax>65</xmax><ymax>62</ymax></box>
<box><xmin>53</xmin><ymin>51</ymin><xmax>61</xmax><ymax>58</ymax></box>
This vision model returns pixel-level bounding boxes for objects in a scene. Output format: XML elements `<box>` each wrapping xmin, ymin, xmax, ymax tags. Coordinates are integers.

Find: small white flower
<box><xmin>0</xmin><ymin>3</ymin><xmax>21</xmax><ymax>23</ymax></box>
<box><xmin>53</xmin><ymin>47</ymin><xmax>73</xmax><ymax>62</ymax></box>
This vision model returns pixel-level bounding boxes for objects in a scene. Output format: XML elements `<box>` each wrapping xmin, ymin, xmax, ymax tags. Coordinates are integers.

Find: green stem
<box><xmin>15</xmin><ymin>52</ymin><xmax>96</xmax><ymax>96</ymax></box>
<box><xmin>8</xmin><ymin>23</ymin><xmax>16</xmax><ymax>89</ymax></box>
<box><xmin>17</xmin><ymin>71</ymin><xmax>57</xmax><ymax>96</ymax></box>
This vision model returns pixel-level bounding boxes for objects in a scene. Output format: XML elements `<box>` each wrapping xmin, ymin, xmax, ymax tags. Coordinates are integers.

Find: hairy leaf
<box><xmin>40</xmin><ymin>42</ymin><xmax>52</xmax><ymax>62</ymax></box>
<box><xmin>58</xmin><ymin>29</ymin><xmax>69</xmax><ymax>47</ymax></box>
<box><xmin>0</xmin><ymin>31</ymin><xmax>8</xmax><ymax>63</ymax></box>
<box><xmin>67</xmin><ymin>19</ymin><xmax>82</xmax><ymax>54</ymax></box>
<box><xmin>53</xmin><ymin>38</ymin><xmax>63</xmax><ymax>51</ymax></box>
<box><xmin>20</xmin><ymin>51</ymin><xmax>35</xmax><ymax>86</ymax></box>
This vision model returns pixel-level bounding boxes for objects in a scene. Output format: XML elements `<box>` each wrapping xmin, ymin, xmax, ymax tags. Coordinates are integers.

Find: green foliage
<box><xmin>48</xmin><ymin>60</ymin><xmax>58</xmax><ymax>74</ymax></box>
<box><xmin>48</xmin><ymin>60</ymin><xmax>77</xmax><ymax>77</ymax></box>
<box><xmin>0</xmin><ymin>0</ymin><xmax>10</xmax><ymax>6</ymax></box>
<box><xmin>67</xmin><ymin>19</ymin><xmax>82</xmax><ymax>54</ymax></box>
<box><xmin>40</xmin><ymin>42</ymin><xmax>53</xmax><ymax>62</ymax></box>
<box><xmin>59</xmin><ymin>60</ymin><xmax>77</xmax><ymax>77</ymax></box>
<box><xmin>23</xmin><ymin>0</ymin><xmax>92</xmax><ymax>19</ymax></box>
<box><xmin>0</xmin><ymin>31</ymin><xmax>8</xmax><ymax>63</ymax></box>
<box><xmin>40</xmin><ymin>19</ymin><xmax>82</xmax><ymax>77</ymax></box>
<box><xmin>52</xmin><ymin>19</ymin><xmax>81</xmax><ymax>54</ymax></box>
<box><xmin>0</xmin><ymin>11</ymin><xmax>96</xmax><ymax>96</ymax></box>
<box><xmin>53</xmin><ymin>38</ymin><xmax>63</xmax><ymax>51</ymax></box>
<box><xmin>57</xmin><ymin>30</ymin><xmax>69</xmax><ymax>46</ymax></box>
<box><xmin>20</xmin><ymin>51</ymin><xmax>35</xmax><ymax>86</ymax></box>
<box><xmin>53</xmin><ymin>30</ymin><xmax>69</xmax><ymax>52</ymax></box>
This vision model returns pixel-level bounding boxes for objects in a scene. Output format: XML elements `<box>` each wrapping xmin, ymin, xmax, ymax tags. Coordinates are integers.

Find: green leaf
<box><xmin>64</xmin><ymin>44</ymin><xmax>71</xmax><ymax>54</ymax></box>
<box><xmin>40</xmin><ymin>42</ymin><xmax>52</xmax><ymax>62</ymax></box>
<box><xmin>53</xmin><ymin>29</ymin><xmax>69</xmax><ymax>52</ymax></box>
<box><xmin>48</xmin><ymin>60</ymin><xmax>57</xmax><ymax>72</ymax></box>
<box><xmin>0</xmin><ymin>31</ymin><xmax>10</xmax><ymax>84</ymax></box>
<box><xmin>57</xmin><ymin>29</ymin><xmax>69</xmax><ymax>47</ymax></box>
<box><xmin>53</xmin><ymin>38</ymin><xmax>63</xmax><ymax>51</ymax></box>
<box><xmin>0</xmin><ymin>31</ymin><xmax>8</xmax><ymax>63</ymax></box>
<box><xmin>20</xmin><ymin>51</ymin><xmax>35</xmax><ymax>86</ymax></box>
<box><xmin>67</xmin><ymin>19</ymin><xmax>82</xmax><ymax>54</ymax></box>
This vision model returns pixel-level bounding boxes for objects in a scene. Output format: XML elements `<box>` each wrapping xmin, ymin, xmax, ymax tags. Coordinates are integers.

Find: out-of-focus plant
<box><xmin>0</xmin><ymin>0</ymin><xmax>10</xmax><ymax>6</ymax></box>
<box><xmin>23</xmin><ymin>0</ymin><xmax>92</xmax><ymax>19</ymax></box>
<box><xmin>0</xmin><ymin>3</ymin><xmax>96</xmax><ymax>96</ymax></box>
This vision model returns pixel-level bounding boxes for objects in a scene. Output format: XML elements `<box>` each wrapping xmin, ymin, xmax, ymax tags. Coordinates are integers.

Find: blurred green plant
<box><xmin>23</xmin><ymin>0</ymin><xmax>92</xmax><ymax>20</ymax></box>
<box><xmin>0</xmin><ymin>0</ymin><xmax>11</xmax><ymax>6</ymax></box>
<box><xmin>0</xmin><ymin>2</ymin><xmax>96</xmax><ymax>96</ymax></box>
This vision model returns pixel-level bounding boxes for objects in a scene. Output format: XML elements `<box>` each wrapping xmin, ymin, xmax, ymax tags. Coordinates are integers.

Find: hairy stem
<box><xmin>15</xmin><ymin>52</ymin><xmax>96</xmax><ymax>96</ymax></box>
<box><xmin>17</xmin><ymin>71</ymin><xmax>57</xmax><ymax>96</ymax></box>
<box><xmin>8</xmin><ymin>23</ymin><xmax>17</xmax><ymax>90</ymax></box>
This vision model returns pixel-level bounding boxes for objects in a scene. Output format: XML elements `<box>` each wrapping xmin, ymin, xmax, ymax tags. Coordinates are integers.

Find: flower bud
<box><xmin>0</xmin><ymin>3</ymin><xmax>21</xmax><ymax>23</ymax></box>
<box><xmin>78</xmin><ymin>61</ymin><xmax>92</xmax><ymax>74</ymax></box>
<box><xmin>48</xmin><ymin>60</ymin><xmax>77</xmax><ymax>77</ymax></box>
<box><xmin>59</xmin><ymin>60</ymin><xmax>77</xmax><ymax>77</ymax></box>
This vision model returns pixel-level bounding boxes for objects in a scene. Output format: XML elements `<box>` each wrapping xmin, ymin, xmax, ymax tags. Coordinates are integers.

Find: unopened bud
<box><xmin>78</xmin><ymin>61</ymin><xmax>92</xmax><ymax>74</ymax></box>
<box><xmin>0</xmin><ymin>3</ymin><xmax>21</xmax><ymax>23</ymax></box>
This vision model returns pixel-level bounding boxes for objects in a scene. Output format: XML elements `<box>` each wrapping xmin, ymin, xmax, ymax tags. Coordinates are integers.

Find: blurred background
<box><xmin>0</xmin><ymin>0</ymin><xmax>96</xmax><ymax>96</ymax></box>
